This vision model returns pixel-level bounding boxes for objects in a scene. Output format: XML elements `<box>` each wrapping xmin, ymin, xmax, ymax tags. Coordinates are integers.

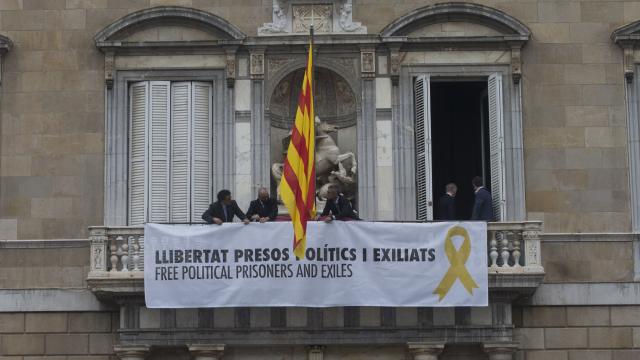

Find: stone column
<box><xmin>188</xmin><ymin>344</ymin><xmax>225</xmax><ymax>360</ymax></box>
<box><xmin>407</xmin><ymin>342</ymin><xmax>444</xmax><ymax>360</ymax></box>
<box><xmin>250</xmin><ymin>47</ymin><xmax>270</xmax><ymax>191</ymax></box>
<box><xmin>308</xmin><ymin>345</ymin><xmax>324</xmax><ymax>360</ymax></box>
<box><xmin>483</xmin><ymin>343</ymin><xmax>518</xmax><ymax>360</ymax></box>
<box><xmin>113</xmin><ymin>345</ymin><xmax>150</xmax><ymax>360</ymax></box>
<box><xmin>358</xmin><ymin>46</ymin><xmax>377</xmax><ymax>220</ymax></box>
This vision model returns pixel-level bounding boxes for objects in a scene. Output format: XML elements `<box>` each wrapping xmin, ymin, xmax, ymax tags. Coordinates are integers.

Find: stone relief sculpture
<box><xmin>258</xmin><ymin>0</ymin><xmax>366</xmax><ymax>36</ymax></box>
<box><xmin>258</xmin><ymin>0</ymin><xmax>288</xmax><ymax>35</ymax></box>
<box><xmin>271</xmin><ymin>117</ymin><xmax>357</xmax><ymax>206</ymax></box>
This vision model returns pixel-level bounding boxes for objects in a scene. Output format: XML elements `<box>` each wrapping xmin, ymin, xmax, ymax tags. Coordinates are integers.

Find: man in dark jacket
<box><xmin>471</xmin><ymin>176</ymin><xmax>494</xmax><ymax>221</ymax></box>
<box><xmin>202</xmin><ymin>189</ymin><xmax>250</xmax><ymax>225</ymax></box>
<box><xmin>437</xmin><ymin>183</ymin><xmax>457</xmax><ymax>221</ymax></box>
<box><xmin>320</xmin><ymin>185</ymin><xmax>359</xmax><ymax>222</ymax></box>
<box><xmin>246</xmin><ymin>187</ymin><xmax>278</xmax><ymax>223</ymax></box>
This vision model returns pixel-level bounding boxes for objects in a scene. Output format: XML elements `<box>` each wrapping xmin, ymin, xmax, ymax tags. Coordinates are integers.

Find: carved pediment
<box><xmin>94</xmin><ymin>6</ymin><xmax>245</xmax><ymax>51</ymax></box>
<box><xmin>381</xmin><ymin>3</ymin><xmax>530</xmax><ymax>42</ymax></box>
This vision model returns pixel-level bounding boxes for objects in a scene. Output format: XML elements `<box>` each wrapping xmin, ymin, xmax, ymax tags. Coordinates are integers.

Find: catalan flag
<box><xmin>280</xmin><ymin>40</ymin><xmax>316</xmax><ymax>260</ymax></box>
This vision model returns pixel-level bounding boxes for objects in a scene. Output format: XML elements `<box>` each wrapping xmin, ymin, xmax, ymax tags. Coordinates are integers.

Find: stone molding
<box><xmin>380</xmin><ymin>2</ymin><xmax>530</xmax><ymax>39</ymax></box>
<box><xmin>188</xmin><ymin>344</ymin><xmax>225</xmax><ymax>360</ymax></box>
<box><xmin>407</xmin><ymin>342</ymin><xmax>445</xmax><ymax>360</ymax></box>
<box><xmin>94</xmin><ymin>6</ymin><xmax>245</xmax><ymax>46</ymax></box>
<box><xmin>483</xmin><ymin>342</ymin><xmax>518</xmax><ymax>360</ymax></box>
<box><xmin>114</xmin><ymin>345</ymin><xmax>151</xmax><ymax>360</ymax></box>
<box><xmin>612</xmin><ymin>21</ymin><xmax>640</xmax><ymax>82</ymax></box>
<box><xmin>0</xmin><ymin>239</ymin><xmax>89</xmax><ymax>248</ymax></box>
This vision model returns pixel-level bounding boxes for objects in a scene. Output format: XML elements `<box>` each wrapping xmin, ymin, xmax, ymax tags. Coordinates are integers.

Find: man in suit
<box><xmin>437</xmin><ymin>183</ymin><xmax>457</xmax><ymax>220</ymax></box>
<box><xmin>202</xmin><ymin>189</ymin><xmax>250</xmax><ymax>225</ymax></box>
<box><xmin>246</xmin><ymin>187</ymin><xmax>278</xmax><ymax>223</ymax></box>
<box><xmin>471</xmin><ymin>176</ymin><xmax>494</xmax><ymax>221</ymax></box>
<box><xmin>320</xmin><ymin>185</ymin><xmax>359</xmax><ymax>222</ymax></box>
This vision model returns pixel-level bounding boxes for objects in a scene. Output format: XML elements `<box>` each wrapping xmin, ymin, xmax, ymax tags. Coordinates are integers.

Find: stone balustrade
<box><xmin>88</xmin><ymin>221</ymin><xmax>543</xmax><ymax>278</ymax></box>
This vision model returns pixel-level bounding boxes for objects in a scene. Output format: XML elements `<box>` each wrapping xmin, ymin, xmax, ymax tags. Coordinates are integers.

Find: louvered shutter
<box><xmin>147</xmin><ymin>81</ymin><xmax>171</xmax><ymax>223</ymax></box>
<box><xmin>129</xmin><ymin>82</ymin><xmax>148</xmax><ymax>225</ymax></box>
<box><xmin>415</xmin><ymin>75</ymin><xmax>433</xmax><ymax>221</ymax></box>
<box><xmin>488</xmin><ymin>73</ymin><xmax>506</xmax><ymax>221</ymax></box>
<box><xmin>170</xmin><ymin>82</ymin><xmax>191</xmax><ymax>222</ymax></box>
<box><xmin>190</xmin><ymin>82</ymin><xmax>212</xmax><ymax>222</ymax></box>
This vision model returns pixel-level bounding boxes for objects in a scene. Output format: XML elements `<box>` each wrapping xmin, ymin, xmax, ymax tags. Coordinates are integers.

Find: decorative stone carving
<box><xmin>105</xmin><ymin>52</ymin><xmax>115</xmax><ymax>89</ymax></box>
<box><xmin>258</xmin><ymin>0</ymin><xmax>288</xmax><ymax>35</ymax></box>
<box><xmin>258</xmin><ymin>0</ymin><xmax>366</xmax><ymax>36</ymax></box>
<box><xmin>338</xmin><ymin>0</ymin><xmax>365</xmax><ymax>33</ymax></box>
<box><xmin>113</xmin><ymin>345</ymin><xmax>150</xmax><ymax>360</ymax></box>
<box><xmin>225</xmin><ymin>50</ymin><xmax>237</xmax><ymax>88</ymax></box>
<box><xmin>188</xmin><ymin>344</ymin><xmax>225</xmax><ymax>360</ymax></box>
<box><xmin>293</xmin><ymin>4</ymin><xmax>332</xmax><ymax>33</ymax></box>
<box><xmin>268</xmin><ymin>57</ymin><xmax>296</xmax><ymax>78</ymax></box>
<box><xmin>251</xmin><ymin>52</ymin><xmax>265</xmax><ymax>79</ymax></box>
<box><xmin>483</xmin><ymin>343</ymin><xmax>518</xmax><ymax>360</ymax></box>
<box><xmin>407</xmin><ymin>343</ymin><xmax>445</xmax><ymax>360</ymax></box>
<box><xmin>360</xmin><ymin>50</ymin><xmax>375</xmax><ymax>76</ymax></box>
<box><xmin>510</xmin><ymin>46</ymin><xmax>522</xmax><ymax>84</ymax></box>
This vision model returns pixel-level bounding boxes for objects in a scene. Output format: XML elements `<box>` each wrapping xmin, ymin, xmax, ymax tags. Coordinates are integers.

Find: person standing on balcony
<box><xmin>437</xmin><ymin>183</ymin><xmax>457</xmax><ymax>220</ymax></box>
<box><xmin>319</xmin><ymin>185</ymin><xmax>359</xmax><ymax>222</ymax></box>
<box><xmin>202</xmin><ymin>189</ymin><xmax>250</xmax><ymax>225</ymax></box>
<box><xmin>246</xmin><ymin>187</ymin><xmax>278</xmax><ymax>223</ymax></box>
<box><xmin>471</xmin><ymin>176</ymin><xmax>494</xmax><ymax>221</ymax></box>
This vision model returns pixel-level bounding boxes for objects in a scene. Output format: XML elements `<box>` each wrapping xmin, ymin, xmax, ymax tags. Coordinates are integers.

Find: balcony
<box><xmin>87</xmin><ymin>221</ymin><xmax>545</xmax><ymax>300</ymax></box>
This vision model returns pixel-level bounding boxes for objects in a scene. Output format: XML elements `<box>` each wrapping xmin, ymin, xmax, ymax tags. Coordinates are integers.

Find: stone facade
<box><xmin>0</xmin><ymin>1</ymin><xmax>639</xmax><ymax>359</ymax></box>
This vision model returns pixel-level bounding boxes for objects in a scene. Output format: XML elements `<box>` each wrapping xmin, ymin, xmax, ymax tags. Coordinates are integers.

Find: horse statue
<box><xmin>272</xmin><ymin>116</ymin><xmax>357</xmax><ymax>202</ymax></box>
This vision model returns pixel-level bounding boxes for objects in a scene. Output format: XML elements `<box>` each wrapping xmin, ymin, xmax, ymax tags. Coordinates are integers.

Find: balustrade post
<box><xmin>489</xmin><ymin>230</ymin><xmax>499</xmax><ymax>268</ymax></box>
<box><xmin>89</xmin><ymin>227</ymin><xmax>109</xmax><ymax>276</ymax></box>
<box><xmin>523</xmin><ymin>222</ymin><xmax>544</xmax><ymax>272</ymax></box>
<box><xmin>308</xmin><ymin>345</ymin><xmax>324</xmax><ymax>360</ymax></box>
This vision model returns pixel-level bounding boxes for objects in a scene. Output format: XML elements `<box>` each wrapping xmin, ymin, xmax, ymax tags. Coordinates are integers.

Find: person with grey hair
<box><xmin>437</xmin><ymin>183</ymin><xmax>457</xmax><ymax>221</ymax></box>
<box><xmin>246</xmin><ymin>187</ymin><xmax>278</xmax><ymax>223</ymax></box>
<box><xmin>319</xmin><ymin>185</ymin><xmax>359</xmax><ymax>223</ymax></box>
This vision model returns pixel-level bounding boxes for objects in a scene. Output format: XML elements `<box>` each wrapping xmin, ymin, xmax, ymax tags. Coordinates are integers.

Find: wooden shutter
<box><xmin>128</xmin><ymin>82</ymin><xmax>148</xmax><ymax>225</ymax></box>
<box><xmin>170</xmin><ymin>82</ymin><xmax>191</xmax><ymax>222</ymax></box>
<box><xmin>190</xmin><ymin>82</ymin><xmax>212</xmax><ymax>222</ymax></box>
<box><xmin>148</xmin><ymin>81</ymin><xmax>171</xmax><ymax>223</ymax></box>
<box><xmin>414</xmin><ymin>75</ymin><xmax>433</xmax><ymax>221</ymax></box>
<box><xmin>488</xmin><ymin>73</ymin><xmax>506</xmax><ymax>221</ymax></box>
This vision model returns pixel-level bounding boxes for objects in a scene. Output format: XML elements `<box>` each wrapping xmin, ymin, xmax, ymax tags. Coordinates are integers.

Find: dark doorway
<box><xmin>431</xmin><ymin>80</ymin><xmax>490</xmax><ymax>220</ymax></box>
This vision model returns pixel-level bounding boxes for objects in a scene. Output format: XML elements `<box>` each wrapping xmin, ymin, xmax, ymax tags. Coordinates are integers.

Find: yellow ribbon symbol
<box><xmin>433</xmin><ymin>226</ymin><xmax>479</xmax><ymax>301</ymax></box>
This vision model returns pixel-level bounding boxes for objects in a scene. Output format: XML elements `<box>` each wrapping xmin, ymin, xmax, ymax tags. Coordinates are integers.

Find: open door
<box><xmin>415</xmin><ymin>75</ymin><xmax>433</xmax><ymax>221</ymax></box>
<box><xmin>488</xmin><ymin>73</ymin><xmax>506</xmax><ymax>221</ymax></box>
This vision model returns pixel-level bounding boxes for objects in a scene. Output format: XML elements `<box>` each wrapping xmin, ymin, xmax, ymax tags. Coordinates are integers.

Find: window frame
<box><xmin>105</xmin><ymin>69</ymin><xmax>227</xmax><ymax>226</ymax></box>
<box><xmin>397</xmin><ymin>65</ymin><xmax>526</xmax><ymax>222</ymax></box>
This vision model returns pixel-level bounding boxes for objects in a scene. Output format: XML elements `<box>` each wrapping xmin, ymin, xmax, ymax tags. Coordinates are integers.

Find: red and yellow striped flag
<box><xmin>280</xmin><ymin>42</ymin><xmax>316</xmax><ymax>259</ymax></box>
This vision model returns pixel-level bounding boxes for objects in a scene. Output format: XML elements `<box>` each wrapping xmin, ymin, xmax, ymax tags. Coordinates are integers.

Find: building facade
<box><xmin>0</xmin><ymin>0</ymin><xmax>639</xmax><ymax>359</ymax></box>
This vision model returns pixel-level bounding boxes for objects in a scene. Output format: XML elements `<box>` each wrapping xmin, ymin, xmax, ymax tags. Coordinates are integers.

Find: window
<box><xmin>414</xmin><ymin>74</ymin><xmax>506</xmax><ymax>221</ymax></box>
<box><xmin>128</xmin><ymin>81</ymin><xmax>212</xmax><ymax>225</ymax></box>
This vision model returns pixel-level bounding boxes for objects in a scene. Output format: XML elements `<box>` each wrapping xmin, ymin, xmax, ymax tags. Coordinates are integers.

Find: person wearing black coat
<box><xmin>437</xmin><ymin>183</ymin><xmax>457</xmax><ymax>221</ymax></box>
<box><xmin>471</xmin><ymin>176</ymin><xmax>494</xmax><ymax>221</ymax></box>
<box><xmin>320</xmin><ymin>185</ymin><xmax>359</xmax><ymax>222</ymax></box>
<box><xmin>246</xmin><ymin>187</ymin><xmax>278</xmax><ymax>222</ymax></box>
<box><xmin>202</xmin><ymin>189</ymin><xmax>250</xmax><ymax>225</ymax></box>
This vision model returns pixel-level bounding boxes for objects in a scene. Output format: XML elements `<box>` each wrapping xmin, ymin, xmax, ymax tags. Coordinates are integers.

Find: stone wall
<box><xmin>0</xmin><ymin>0</ymin><xmax>634</xmax><ymax>235</ymax></box>
<box><xmin>515</xmin><ymin>306</ymin><xmax>640</xmax><ymax>360</ymax></box>
<box><xmin>0</xmin><ymin>311</ymin><xmax>118</xmax><ymax>359</ymax></box>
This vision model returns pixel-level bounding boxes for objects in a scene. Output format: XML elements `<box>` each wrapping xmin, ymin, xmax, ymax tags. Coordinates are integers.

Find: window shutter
<box><xmin>414</xmin><ymin>75</ymin><xmax>433</xmax><ymax>221</ymax></box>
<box><xmin>148</xmin><ymin>81</ymin><xmax>171</xmax><ymax>223</ymax></box>
<box><xmin>128</xmin><ymin>82</ymin><xmax>148</xmax><ymax>225</ymax></box>
<box><xmin>170</xmin><ymin>82</ymin><xmax>191</xmax><ymax>222</ymax></box>
<box><xmin>190</xmin><ymin>82</ymin><xmax>213</xmax><ymax>222</ymax></box>
<box><xmin>488</xmin><ymin>73</ymin><xmax>506</xmax><ymax>221</ymax></box>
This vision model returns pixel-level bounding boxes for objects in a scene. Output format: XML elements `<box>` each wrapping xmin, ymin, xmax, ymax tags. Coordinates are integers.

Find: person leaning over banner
<box><xmin>246</xmin><ymin>187</ymin><xmax>278</xmax><ymax>223</ymax></box>
<box><xmin>202</xmin><ymin>189</ymin><xmax>250</xmax><ymax>225</ymax></box>
<box><xmin>471</xmin><ymin>176</ymin><xmax>494</xmax><ymax>221</ymax></box>
<box><xmin>319</xmin><ymin>185</ymin><xmax>360</xmax><ymax>223</ymax></box>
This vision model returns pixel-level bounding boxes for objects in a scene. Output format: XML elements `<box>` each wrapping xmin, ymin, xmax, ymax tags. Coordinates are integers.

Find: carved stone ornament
<box><xmin>105</xmin><ymin>52</ymin><xmax>115</xmax><ymax>89</ymax></box>
<box><xmin>258</xmin><ymin>0</ymin><xmax>366</xmax><ymax>36</ymax></box>
<box><xmin>226</xmin><ymin>52</ymin><xmax>236</xmax><ymax>88</ymax></box>
<box><xmin>251</xmin><ymin>52</ymin><xmax>265</xmax><ymax>77</ymax></box>
<box><xmin>360</xmin><ymin>51</ymin><xmax>375</xmax><ymax>74</ymax></box>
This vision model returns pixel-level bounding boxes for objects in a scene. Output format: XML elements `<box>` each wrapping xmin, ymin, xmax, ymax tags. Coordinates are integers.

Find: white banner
<box><xmin>144</xmin><ymin>221</ymin><xmax>488</xmax><ymax>308</ymax></box>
